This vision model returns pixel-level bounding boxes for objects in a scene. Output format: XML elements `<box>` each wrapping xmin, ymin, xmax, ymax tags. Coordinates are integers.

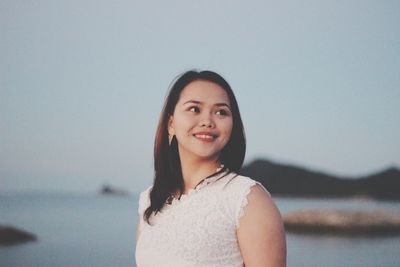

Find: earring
<box><xmin>168</xmin><ymin>134</ymin><xmax>174</xmax><ymax>146</ymax></box>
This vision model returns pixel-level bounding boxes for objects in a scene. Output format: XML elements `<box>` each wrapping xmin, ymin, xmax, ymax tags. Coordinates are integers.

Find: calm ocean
<box><xmin>1</xmin><ymin>192</ymin><xmax>400</xmax><ymax>267</ymax></box>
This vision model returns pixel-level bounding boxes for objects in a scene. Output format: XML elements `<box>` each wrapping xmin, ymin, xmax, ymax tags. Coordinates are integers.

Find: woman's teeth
<box><xmin>194</xmin><ymin>134</ymin><xmax>214</xmax><ymax>139</ymax></box>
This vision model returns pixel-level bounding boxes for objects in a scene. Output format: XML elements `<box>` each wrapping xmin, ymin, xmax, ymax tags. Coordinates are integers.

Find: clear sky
<box><xmin>1</xmin><ymin>0</ymin><xmax>399</xmax><ymax>193</ymax></box>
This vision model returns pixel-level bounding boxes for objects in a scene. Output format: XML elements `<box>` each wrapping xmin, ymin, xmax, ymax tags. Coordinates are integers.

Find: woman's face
<box><xmin>168</xmin><ymin>80</ymin><xmax>233</xmax><ymax>162</ymax></box>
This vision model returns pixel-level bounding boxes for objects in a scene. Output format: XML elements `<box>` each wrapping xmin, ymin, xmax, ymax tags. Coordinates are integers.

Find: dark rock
<box><xmin>99</xmin><ymin>184</ymin><xmax>129</xmax><ymax>196</ymax></box>
<box><xmin>0</xmin><ymin>225</ymin><xmax>37</xmax><ymax>246</ymax></box>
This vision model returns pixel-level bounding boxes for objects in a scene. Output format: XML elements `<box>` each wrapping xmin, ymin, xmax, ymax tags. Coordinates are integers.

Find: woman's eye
<box><xmin>216</xmin><ymin>109</ymin><xmax>228</xmax><ymax>116</ymax></box>
<box><xmin>189</xmin><ymin>106</ymin><xmax>200</xmax><ymax>113</ymax></box>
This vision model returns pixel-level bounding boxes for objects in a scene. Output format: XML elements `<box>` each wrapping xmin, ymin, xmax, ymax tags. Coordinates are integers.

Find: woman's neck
<box><xmin>179</xmin><ymin>157</ymin><xmax>221</xmax><ymax>194</ymax></box>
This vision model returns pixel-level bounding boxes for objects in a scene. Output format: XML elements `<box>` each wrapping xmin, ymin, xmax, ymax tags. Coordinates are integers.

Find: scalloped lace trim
<box><xmin>236</xmin><ymin>182</ymin><xmax>257</xmax><ymax>228</ymax></box>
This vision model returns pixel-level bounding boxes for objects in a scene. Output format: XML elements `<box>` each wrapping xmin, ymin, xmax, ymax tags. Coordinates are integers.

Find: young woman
<box><xmin>135</xmin><ymin>70</ymin><xmax>286</xmax><ymax>267</ymax></box>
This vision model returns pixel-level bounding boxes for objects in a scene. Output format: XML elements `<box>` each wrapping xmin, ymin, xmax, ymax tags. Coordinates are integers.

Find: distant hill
<box><xmin>240</xmin><ymin>159</ymin><xmax>400</xmax><ymax>200</ymax></box>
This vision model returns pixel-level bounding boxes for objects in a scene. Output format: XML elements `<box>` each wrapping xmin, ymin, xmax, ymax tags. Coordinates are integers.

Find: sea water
<box><xmin>1</xmin><ymin>192</ymin><xmax>400</xmax><ymax>267</ymax></box>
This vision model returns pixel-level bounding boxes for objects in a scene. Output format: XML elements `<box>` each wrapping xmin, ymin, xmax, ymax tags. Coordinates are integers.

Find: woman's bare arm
<box><xmin>237</xmin><ymin>184</ymin><xmax>286</xmax><ymax>267</ymax></box>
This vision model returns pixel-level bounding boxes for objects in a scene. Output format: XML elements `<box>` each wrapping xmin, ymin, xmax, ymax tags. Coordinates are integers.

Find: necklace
<box><xmin>168</xmin><ymin>164</ymin><xmax>226</xmax><ymax>203</ymax></box>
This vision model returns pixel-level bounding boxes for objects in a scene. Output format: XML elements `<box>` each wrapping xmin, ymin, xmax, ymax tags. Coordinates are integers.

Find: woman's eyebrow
<box><xmin>183</xmin><ymin>100</ymin><xmax>231</xmax><ymax>109</ymax></box>
<box><xmin>183</xmin><ymin>100</ymin><xmax>202</xmax><ymax>105</ymax></box>
<box><xmin>215</xmin><ymin>103</ymin><xmax>231</xmax><ymax>109</ymax></box>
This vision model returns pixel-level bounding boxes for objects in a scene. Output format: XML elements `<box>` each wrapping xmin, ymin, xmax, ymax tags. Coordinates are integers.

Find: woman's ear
<box><xmin>168</xmin><ymin>115</ymin><xmax>175</xmax><ymax>136</ymax></box>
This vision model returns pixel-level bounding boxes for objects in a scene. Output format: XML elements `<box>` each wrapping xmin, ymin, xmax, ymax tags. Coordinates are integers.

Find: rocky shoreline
<box><xmin>283</xmin><ymin>209</ymin><xmax>400</xmax><ymax>235</ymax></box>
<box><xmin>2</xmin><ymin>209</ymin><xmax>399</xmax><ymax>246</ymax></box>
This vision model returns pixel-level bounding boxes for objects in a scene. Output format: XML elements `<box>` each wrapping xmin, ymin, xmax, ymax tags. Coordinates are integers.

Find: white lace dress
<box><xmin>135</xmin><ymin>171</ymin><xmax>268</xmax><ymax>267</ymax></box>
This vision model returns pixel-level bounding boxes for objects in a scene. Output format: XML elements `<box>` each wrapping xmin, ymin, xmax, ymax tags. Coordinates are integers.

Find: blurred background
<box><xmin>1</xmin><ymin>0</ymin><xmax>399</xmax><ymax>266</ymax></box>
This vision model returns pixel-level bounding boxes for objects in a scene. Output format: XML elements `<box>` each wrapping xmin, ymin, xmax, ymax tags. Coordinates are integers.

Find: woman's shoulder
<box><xmin>139</xmin><ymin>185</ymin><xmax>153</xmax><ymax>197</ymax></box>
<box><xmin>138</xmin><ymin>185</ymin><xmax>152</xmax><ymax>201</ymax></box>
<box><xmin>218</xmin><ymin>172</ymin><xmax>273</xmax><ymax>228</ymax></box>
<box><xmin>138</xmin><ymin>185</ymin><xmax>153</xmax><ymax>215</ymax></box>
<box><xmin>222</xmin><ymin>172</ymin><xmax>270</xmax><ymax>195</ymax></box>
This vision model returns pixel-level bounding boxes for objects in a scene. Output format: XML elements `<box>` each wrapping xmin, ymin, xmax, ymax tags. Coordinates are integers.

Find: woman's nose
<box><xmin>199</xmin><ymin>113</ymin><xmax>215</xmax><ymax>128</ymax></box>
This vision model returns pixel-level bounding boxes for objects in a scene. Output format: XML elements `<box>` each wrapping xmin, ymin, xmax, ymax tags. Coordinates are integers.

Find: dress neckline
<box><xmin>169</xmin><ymin>165</ymin><xmax>228</xmax><ymax>204</ymax></box>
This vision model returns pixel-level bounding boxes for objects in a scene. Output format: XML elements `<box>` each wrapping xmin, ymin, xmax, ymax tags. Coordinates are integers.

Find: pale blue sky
<box><xmin>1</xmin><ymin>0</ymin><xmax>399</xmax><ymax>193</ymax></box>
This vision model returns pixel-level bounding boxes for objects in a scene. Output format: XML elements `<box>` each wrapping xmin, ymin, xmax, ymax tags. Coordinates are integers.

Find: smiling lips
<box><xmin>193</xmin><ymin>132</ymin><xmax>217</xmax><ymax>142</ymax></box>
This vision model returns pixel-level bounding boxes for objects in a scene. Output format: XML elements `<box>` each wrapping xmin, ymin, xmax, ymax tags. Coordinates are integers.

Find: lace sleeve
<box><xmin>234</xmin><ymin>180</ymin><xmax>270</xmax><ymax>229</ymax></box>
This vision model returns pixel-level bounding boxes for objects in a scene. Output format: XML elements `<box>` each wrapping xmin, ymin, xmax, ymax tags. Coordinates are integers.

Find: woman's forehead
<box><xmin>178</xmin><ymin>80</ymin><xmax>230</xmax><ymax>104</ymax></box>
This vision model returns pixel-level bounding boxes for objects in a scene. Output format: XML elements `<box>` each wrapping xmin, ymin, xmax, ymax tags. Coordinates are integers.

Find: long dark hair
<box><xmin>144</xmin><ymin>70</ymin><xmax>246</xmax><ymax>223</ymax></box>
